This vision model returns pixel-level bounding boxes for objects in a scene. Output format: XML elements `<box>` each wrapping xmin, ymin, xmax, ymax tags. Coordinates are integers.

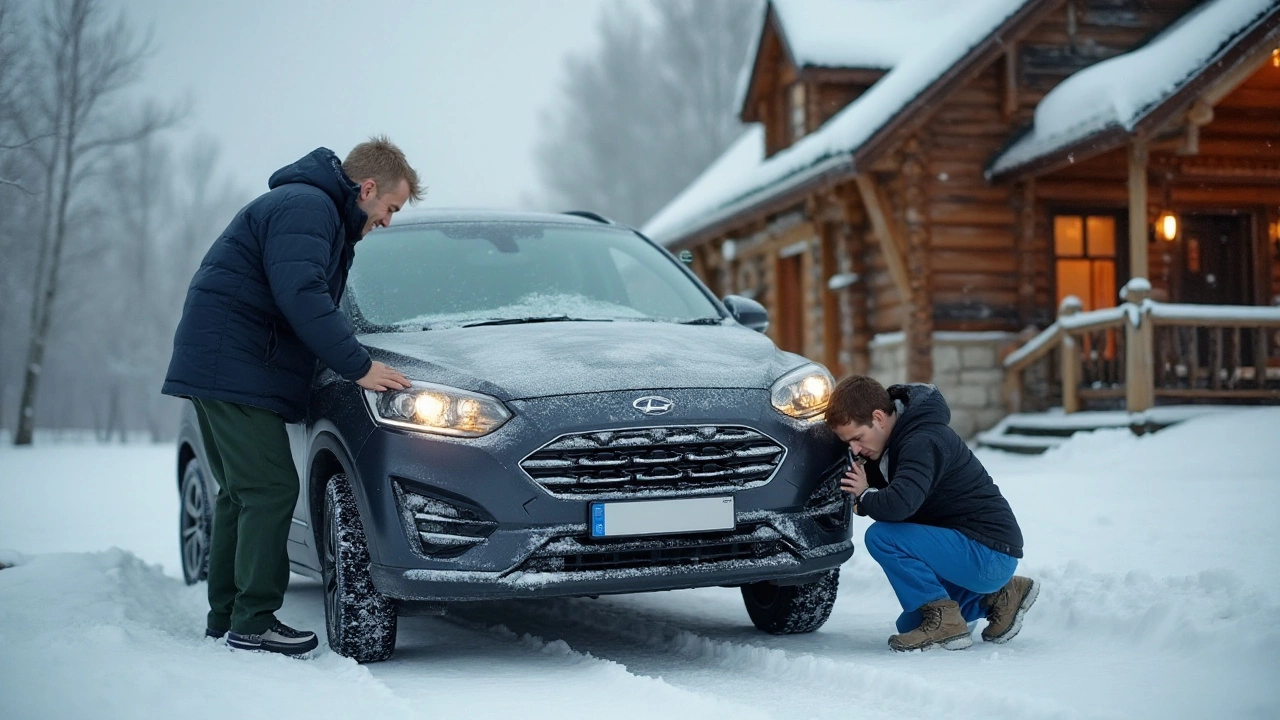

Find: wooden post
<box><xmin>1001</xmin><ymin>43</ymin><xmax>1019</xmax><ymax>120</ymax></box>
<box><xmin>1014</xmin><ymin>180</ymin><xmax>1038</xmax><ymax>327</ymax></box>
<box><xmin>1059</xmin><ymin>296</ymin><xmax>1083</xmax><ymax>413</ymax></box>
<box><xmin>812</xmin><ymin>193</ymin><xmax>846</xmax><ymax>377</ymax></box>
<box><xmin>902</xmin><ymin>136</ymin><xmax>933</xmax><ymax>383</ymax></box>
<box><xmin>1122</xmin><ymin>282</ymin><xmax>1154</xmax><ymax>413</ymax></box>
<box><xmin>837</xmin><ymin>184</ymin><xmax>871</xmax><ymax>376</ymax></box>
<box><xmin>1128</xmin><ymin>141</ymin><xmax>1150</xmax><ymax>282</ymax></box>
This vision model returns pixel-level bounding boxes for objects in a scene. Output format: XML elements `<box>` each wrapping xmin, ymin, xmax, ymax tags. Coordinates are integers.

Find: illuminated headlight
<box><xmin>770</xmin><ymin>364</ymin><xmax>835</xmax><ymax>419</ymax></box>
<box><xmin>364</xmin><ymin>381</ymin><xmax>511</xmax><ymax>437</ymax></box>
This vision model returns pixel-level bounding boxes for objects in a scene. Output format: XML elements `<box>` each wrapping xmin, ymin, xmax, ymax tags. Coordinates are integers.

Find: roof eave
<box><xmin>663</xmin><ymin>154</ymin><xmax>856</xmax><ymax>252</ymax></box>
<box><xmin>986</xmin><ymin>126</ymin><xmax>1130</xmax><ymax>183</ymax></box>
<box><xmin>988</xmin><ymin>6</ymin><xmax>1280</xmax><ymax>183</ymax></box>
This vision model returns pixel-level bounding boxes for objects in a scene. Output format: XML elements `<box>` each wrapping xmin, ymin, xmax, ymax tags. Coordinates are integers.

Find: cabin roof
<box><xmin>988</xmin><ymin>0</ymin><xmax>1279</xmax><ymax>180</ymax></box>
<box><xmin>646</xmin><ymin>0</ymin><xmax>1041</xmax><ymax>246</ymax></box>
<box><xmin>733</xmin><ymin>1</ymin><xmax>965</xmax><ymax>130</ymax></box>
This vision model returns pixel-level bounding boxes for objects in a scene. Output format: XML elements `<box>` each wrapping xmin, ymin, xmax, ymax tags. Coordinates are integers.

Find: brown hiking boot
<box><xmin>982</xmin><ymin>576</ymin><xmax>1039</xmax><ymax>643</ymax></box>
<box><xmin>888</xmin><ymin>599</ymin><xmax>973</xmax><ymax>652</ymax></box>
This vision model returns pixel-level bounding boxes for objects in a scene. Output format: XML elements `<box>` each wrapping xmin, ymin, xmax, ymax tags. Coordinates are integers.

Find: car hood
<box><xmin>359</xmin><ymin>322</ymin><xmax>806</xmax><ymax>400</ymax></box>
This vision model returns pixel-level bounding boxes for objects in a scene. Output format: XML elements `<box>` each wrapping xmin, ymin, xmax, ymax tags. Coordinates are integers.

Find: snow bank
<box><xmin>2</xmin><ymin>408</ymin><xmax>1279</xmax><ymax>719</ymax></box>
<box><xmin>0</xmin><ymin>549</ymin><xmax>418</xmax><ymax>720</ymax></box>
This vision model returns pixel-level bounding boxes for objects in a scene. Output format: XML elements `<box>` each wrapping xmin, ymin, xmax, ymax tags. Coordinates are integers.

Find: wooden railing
<box><xmin>1004</xmin><ymin>280</ymin><xmax>1280</xmax><ymax>414</ymax></box>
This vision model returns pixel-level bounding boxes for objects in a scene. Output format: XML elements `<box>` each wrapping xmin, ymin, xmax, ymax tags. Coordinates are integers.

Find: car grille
<box><xmin>519</xmin><ymin>425</ymin><xmax>785</xmax><ymax>497</ymax></box>
<box><xmin>518</xmin><ymin>524</ymin><xmax>790</xmax><ymax>573</ymax></box>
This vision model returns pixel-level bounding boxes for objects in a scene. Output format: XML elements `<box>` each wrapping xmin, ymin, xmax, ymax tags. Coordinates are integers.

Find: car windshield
<box><xmin>345</xmin><ymin>221</ymin><xmax>721</xmax><ymax>331</ymax></box>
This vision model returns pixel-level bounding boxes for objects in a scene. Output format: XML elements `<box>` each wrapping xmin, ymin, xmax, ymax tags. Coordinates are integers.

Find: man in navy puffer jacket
<box><xmin>826</xmin><ymin>376</ymin><xmax>1038</xmax><ymax>652</ymax></box>
<box><xmin>163</xmin><ymin>137</ymin><xmax>421</xmax><ymax>656</ymax></box>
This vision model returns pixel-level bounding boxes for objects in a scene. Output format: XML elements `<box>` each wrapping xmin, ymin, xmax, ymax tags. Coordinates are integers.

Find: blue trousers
<box><xmin>864</xmin><ymin>522</ymin><xmax>1018</xmax><ymax>633</ymax></box>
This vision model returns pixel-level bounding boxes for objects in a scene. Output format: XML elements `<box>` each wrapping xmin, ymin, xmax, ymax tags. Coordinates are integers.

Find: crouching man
<box><xmin>826</xmin><ymin>376</ymin><xmax>1038</xmax><ymax>652</ymax></box>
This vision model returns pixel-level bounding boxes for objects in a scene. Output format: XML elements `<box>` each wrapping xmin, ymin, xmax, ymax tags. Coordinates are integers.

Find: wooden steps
<box><xmin>975</xmin><ymin>405</ymin><xmax>1241</xmax><ymax>454</ymax></box>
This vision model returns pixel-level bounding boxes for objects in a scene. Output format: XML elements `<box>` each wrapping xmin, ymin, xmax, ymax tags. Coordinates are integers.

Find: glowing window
<box><xmin>1054</xmin><ymin>213</ymin><xmax>1118</xmax><ymax>311</ymax></box>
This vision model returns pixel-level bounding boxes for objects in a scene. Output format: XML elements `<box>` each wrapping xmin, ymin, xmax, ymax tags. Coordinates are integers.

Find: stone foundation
<box><xmin>868</xmin><ymin>331</ymin><xmax>1016</xmax><ymax>439</ymax></box>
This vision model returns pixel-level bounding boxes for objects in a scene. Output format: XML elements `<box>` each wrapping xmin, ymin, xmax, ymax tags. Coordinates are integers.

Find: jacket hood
<box><xmin>268</xmin><ymin>147</ymin><xmax>367</xmax><ymax>242</ymax></box>
<box><xmin>887</xmin><ymin>383</ymin><xmax>951</xmax><ymax>443</ymax></box>
<box><xmin>359</xmin><ymin>322</ymin><xmax>805</xmax><ymax>401</ymax></box>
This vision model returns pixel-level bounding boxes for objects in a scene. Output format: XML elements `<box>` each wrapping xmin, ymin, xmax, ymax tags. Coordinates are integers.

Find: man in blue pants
<box><xmin>826</xmin><ymin>376</ymin><xmax>1038</xmax><ymax>651</ymax></box>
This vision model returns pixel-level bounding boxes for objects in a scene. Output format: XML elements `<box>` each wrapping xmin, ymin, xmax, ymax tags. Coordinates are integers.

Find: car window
<box><xmin>346</xmin><ymin>222</ymin><xmax>720</xmax><ymax>330</ymax></box>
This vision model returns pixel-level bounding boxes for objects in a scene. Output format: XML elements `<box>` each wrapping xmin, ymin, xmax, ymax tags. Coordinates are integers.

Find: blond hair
<box><xmin>342</xmin><ymin>135</ymin><xmax>424</xmax><ymax>202</ymax></box>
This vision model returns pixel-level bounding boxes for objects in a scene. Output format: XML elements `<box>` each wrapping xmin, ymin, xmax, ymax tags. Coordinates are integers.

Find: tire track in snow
<box><xmin>363</xmin><ymin>605</ymin><xmax>770</xmax><ymax>720</ymax></box>
<box><xmin>446</xmin><ymin>596</ymin><xmax>1084</xmax><ymax>720</ymax></box>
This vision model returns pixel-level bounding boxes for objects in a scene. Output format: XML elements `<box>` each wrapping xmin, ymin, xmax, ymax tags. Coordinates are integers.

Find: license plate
<box><xmin>589</xmin><ymin>496</ymin><xmax>734</xmax><ymax>538</ymax></box>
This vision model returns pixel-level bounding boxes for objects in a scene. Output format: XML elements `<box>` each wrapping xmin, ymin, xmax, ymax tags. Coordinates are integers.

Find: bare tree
<box><xmin>13</xmin><ymin>0</ymin><xmax>179</xmax><ymax>445</ymax></box>
<box><xmin>532</xmin><ymin>0</ymin><xmax>760</xmax><ymax>227</ymax></box>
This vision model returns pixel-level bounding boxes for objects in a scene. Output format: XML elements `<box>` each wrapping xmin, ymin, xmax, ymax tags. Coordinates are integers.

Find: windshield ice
<box><xmin>345</xmin><ymin>222</ymin><xmax>720</xmax><ymax>330</ymax></box>
<box><xmin>395</xmin><ymin>292</ymin><xmax>647</xmax><ymax>330</ymax></box>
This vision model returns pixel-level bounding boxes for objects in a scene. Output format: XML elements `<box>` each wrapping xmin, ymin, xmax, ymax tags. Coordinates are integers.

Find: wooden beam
<box><xmin>854</xmin><ymin>173</ymin><xmax>911</xmax><ymax>303</ymax></box>
<box><xmin>1014</xmin><ymin>180</ymin><xmax>1037</xmax><ymax>326</ymax></box>
<box><xmin>1128</xmin><ymin>140</ymin><xmax>1150</xmax><ymax>281</ymax></box>
<box><xmin>902</xmin><ymin>136</ymin><xmax>933</xmax><ymax>383</ymax></box>
<box><xmin>1002</xmin><ymin>43</ymin><xmax>1019</xmax><ymax>120</ymax></box>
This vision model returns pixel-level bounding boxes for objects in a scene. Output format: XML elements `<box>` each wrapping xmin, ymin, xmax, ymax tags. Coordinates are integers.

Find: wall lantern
<box><xmin>1155</xmin><ymin>210</ymin><xmax>1178</xmax><ymax>242</ymax></box>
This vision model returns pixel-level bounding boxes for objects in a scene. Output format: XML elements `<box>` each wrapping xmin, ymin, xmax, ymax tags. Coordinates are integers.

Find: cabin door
<box><xmin>776</xmin><ymin>252</ymin><xmax>804</xmax><ymax>355</ymax></box>
<box><xmin>1180</xmin><ymin>213</ymin><xmax>1252</xmax><ymax>306</ymax></box>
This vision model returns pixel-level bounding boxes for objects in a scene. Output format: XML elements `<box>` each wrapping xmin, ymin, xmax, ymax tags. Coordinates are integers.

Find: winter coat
<box><xmin>161</xmin><ymin>148</ymin><xmax>373</xmax><ymax>422</ymax></box>
<box><xmin>857</xmin><ymin>383</ymin><xmax>1024</xmax><ymax>558</ymax></box>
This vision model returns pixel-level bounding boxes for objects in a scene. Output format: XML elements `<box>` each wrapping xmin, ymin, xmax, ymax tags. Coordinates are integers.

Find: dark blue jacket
<box><xmin>858</xmin><ymin>384</ymin><xmax>1024</xmax><ymax>558</ymax></box>
<box><xmin>162</xmin><ymin>148</ymin><xmax>373</xmax><ymax>422</ymax></box>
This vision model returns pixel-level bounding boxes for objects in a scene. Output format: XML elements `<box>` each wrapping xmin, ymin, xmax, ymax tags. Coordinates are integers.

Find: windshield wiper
<box><xmin>680</xmin><ymin>317</ymin><xmax>724</xmax><ymax>325</ymax></box>
<box><xmin>460</xmin><ymin>315</ymin><xmax>612</xmax><ymax>328</ymax></box>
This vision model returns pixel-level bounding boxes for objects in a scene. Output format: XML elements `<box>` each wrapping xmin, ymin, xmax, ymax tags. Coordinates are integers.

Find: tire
<box><xmin>322</xmin><ymin>473</ymin><xmax>398</xmax><ymax>662</ymax></box>
<box><xmin>179</xmin><ymin>457</ymin><xmax>212</xmax><ymax>585</ymax></box>
<box><xmin>741</xmin><ymin>568</ymin><xmax>840</xmax><ymax>634</ymax></box>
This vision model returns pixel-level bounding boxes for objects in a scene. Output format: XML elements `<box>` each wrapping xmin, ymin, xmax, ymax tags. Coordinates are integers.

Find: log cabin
<box><xmin>642</xmin><ymin>0</ymin><xmax>1280</xmax><ymax>439</ymax></box>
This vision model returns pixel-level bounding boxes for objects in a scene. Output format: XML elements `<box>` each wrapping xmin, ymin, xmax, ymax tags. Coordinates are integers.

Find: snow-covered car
<box><xmin>176</xmin><ymin>209</ymin><xmax>853</xmax><ymax>662</ymax></box>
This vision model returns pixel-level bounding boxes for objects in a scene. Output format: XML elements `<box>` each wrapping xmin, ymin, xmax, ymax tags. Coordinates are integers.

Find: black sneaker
<box><xmin>226</xmin><ymin>621</ymin><xmax>318</xmax><ymax>656</ymax></box>
<box><xmin>205</xmin><ymin>628</ymin><xmax>226</xmax><ymax>640</ymax></box>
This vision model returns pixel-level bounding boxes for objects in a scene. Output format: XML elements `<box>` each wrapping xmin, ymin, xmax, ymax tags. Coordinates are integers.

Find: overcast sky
<box><xmin>133</xmin><ymin>0</ymin><xmax>610</xmax><ymax>210</ymax></box>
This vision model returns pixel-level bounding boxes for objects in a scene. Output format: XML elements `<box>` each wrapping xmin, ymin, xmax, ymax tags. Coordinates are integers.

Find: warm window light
<box><xmin>1155</xmin><ymin>211</ymin><xmax>1178</xmax><ymax>242</ymax></box>
<box><xmin>1273</xmin><ymin>48</ymin><xmax>1279</xmax><ymax>68</ymax></box>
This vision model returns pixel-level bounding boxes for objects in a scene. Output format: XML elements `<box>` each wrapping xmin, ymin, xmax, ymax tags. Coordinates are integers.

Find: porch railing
<box><xmin>1003</xmin><ymin>279</ymin><xmax>1280</xmax><ymax>414</ymax></box>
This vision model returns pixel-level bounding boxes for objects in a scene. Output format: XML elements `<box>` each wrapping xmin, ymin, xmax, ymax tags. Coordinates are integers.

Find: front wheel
<box><xmin>179</xmin><ymin>457</ymin><xmax>211</xmax><ymax>585</ymax></box>
<box><xmin>741</xmin><ymin>568</ymin><xmax>839</xmax><ymax>634</ymax></box>
<box><xmin>322</xmin><ymin>473</ymin><xmax>398</xmax><ymax>662</ymax></box>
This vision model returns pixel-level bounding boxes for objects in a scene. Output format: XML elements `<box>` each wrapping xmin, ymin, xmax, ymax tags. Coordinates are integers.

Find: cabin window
<box><xmin>1054</xmin><ymin>214</ymin><xmax>1116</xmax><ymax>311</ymax></box>
<box><xmin>789</xmin><ymin>83</ymin><xmax>806</xmax><ymax>141</ymax></box>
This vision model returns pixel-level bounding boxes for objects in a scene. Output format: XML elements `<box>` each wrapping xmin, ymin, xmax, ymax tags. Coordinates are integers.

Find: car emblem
<box><xmin>632</xmin><ymin>396</ymin><xmax>674</xmax><ymax>415</ymax></box>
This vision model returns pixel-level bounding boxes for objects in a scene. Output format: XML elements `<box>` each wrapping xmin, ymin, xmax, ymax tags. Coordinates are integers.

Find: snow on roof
<box><xmin>642</xmin><ymin>126</ymin><xmax>765</xmax><ymax>245</ymax></box>
<box><xmin>772</xmin><ymin>0</ymin><xmax>956</xmax><ymax>70</ymax></box>
<box><xmin>989</xmin><ymin>0</ymin><xmax>1275</xmax><ymax>177</ymax></box>
<box><xmin>732</xmin><ymin>1</ymin><xmax>957</xmax><ymax>118</ymax></box>
<box><xmin>644</xmin><ymin>0</ymin><xmax>1031</xmax><ymax>246</ymax></box>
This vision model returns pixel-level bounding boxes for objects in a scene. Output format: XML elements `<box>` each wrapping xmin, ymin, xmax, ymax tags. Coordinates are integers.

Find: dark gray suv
<box><xmin>176</xmin><ymin>210</ymin><xmax>853</xmax><ymax>662</ymax></box>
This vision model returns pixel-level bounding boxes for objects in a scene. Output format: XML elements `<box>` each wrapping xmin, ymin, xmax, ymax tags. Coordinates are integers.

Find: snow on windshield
<box><xmin>395</xmin><ymin>292</ymin><xmax>650</xmax><ymax>330</ymax></box>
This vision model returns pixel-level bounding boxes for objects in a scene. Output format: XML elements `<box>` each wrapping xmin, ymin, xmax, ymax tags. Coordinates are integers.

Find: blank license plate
<box><xmin>590</xmin><ymin>496</ymin><xmax>734</xmax><ymax>538</ymax></box>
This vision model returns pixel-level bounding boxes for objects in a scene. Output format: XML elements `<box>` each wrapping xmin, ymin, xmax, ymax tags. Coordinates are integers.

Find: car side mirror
<box><xmin>722</xmin><ymin>295</ymin><xmax>768</xmax><ymax>333</ymax></box>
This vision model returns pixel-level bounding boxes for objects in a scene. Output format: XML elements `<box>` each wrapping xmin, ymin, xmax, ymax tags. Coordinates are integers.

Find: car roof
<box><xmin>388</xmin><ymin>208</ymin><xmax>629</xmax><ymax>229</ymax></box>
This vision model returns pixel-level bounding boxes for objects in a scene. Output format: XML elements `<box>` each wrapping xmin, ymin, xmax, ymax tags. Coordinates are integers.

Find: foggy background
<box><xmin>0</xmin><ymin>0</ymin><xmax>759</xmax><ymax>443</ymax></box>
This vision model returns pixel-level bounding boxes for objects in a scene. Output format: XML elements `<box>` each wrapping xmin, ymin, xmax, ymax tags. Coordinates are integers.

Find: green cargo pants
<box><xmin>191</xmin><ymin>397</ymin><xmax>299</xmax><ymax>636</ymax></box>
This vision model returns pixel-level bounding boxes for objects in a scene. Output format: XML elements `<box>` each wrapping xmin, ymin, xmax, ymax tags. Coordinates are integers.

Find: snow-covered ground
<box><xmin>3</xmin><ymin>408</ymin><xmax>1279</xmax><ymax>720</ymax></box>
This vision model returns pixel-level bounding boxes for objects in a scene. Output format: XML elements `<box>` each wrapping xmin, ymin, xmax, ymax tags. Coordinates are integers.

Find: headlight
<box><xmin>364</xmin><ymin>381</ymin><xmax>511</xmax><ymax>437</ymax></box>
<box><xmin>770</xmin><ymin>364</ymin><xmax>835</xmax><ymax>419</ymax></box>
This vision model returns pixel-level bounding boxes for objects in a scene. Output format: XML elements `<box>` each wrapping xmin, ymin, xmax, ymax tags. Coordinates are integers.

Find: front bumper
<box><xmin>348</xmin><ymin>388</ymin><xmax>852</xmax><ymax>602</ymax></box>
